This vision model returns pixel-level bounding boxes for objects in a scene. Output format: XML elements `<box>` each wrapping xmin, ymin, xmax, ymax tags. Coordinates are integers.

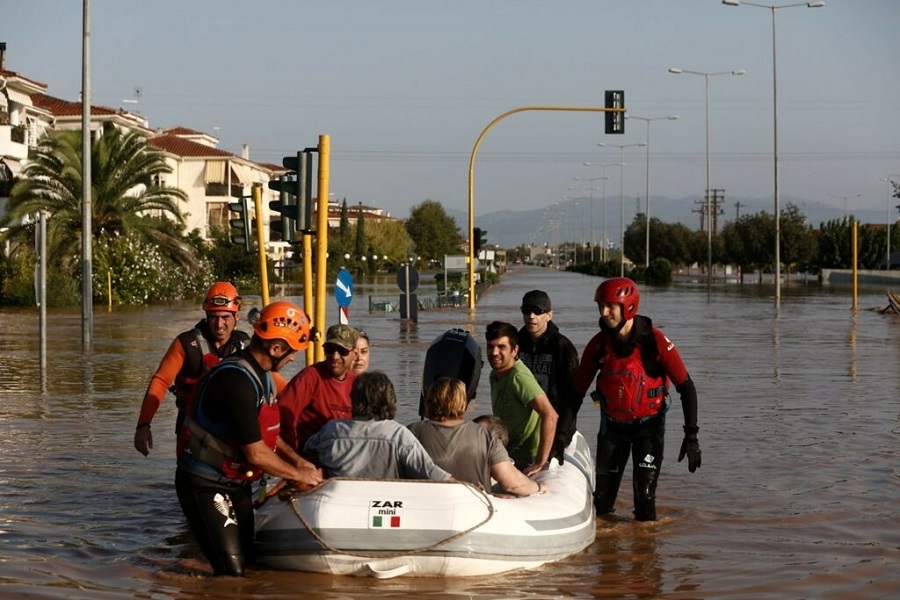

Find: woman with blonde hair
<box><xmin>409</xmin><ymin>377</ymin><xmax>545</xmax><ymax>497</ymax></box>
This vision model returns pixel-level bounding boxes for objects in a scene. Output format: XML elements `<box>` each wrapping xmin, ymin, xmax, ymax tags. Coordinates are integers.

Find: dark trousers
<box><xmin>175</xmin><ymin>466</ymin><xmax>255</xmax><ymax>576</ymax></box>
<box><xmin>594</xmin><ymin>416</ymin><xmax>665</xmax><ymax>521</ymax></box>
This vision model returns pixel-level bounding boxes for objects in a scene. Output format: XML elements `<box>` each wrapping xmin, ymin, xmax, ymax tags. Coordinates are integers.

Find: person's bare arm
<box><xmin>243</xmin><ymin>440</ymin><xmax>322</xmax><ymax>486</ymax></box>
<box><xmin>492</xmin><ymin>460</ymin><xmax>547</xmax><ymax>497</ymax></box>
<box><xmin>522</xmin><ymin>394</ymin><xmax>558</xmax><ymax>476</ymax></box>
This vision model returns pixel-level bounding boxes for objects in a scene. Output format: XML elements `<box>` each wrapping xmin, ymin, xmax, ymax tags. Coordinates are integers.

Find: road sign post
<box><xmin>397</xmin><ymin>263</ymin><xmax>419</xmax><ymax>323</ymax></box>
<box><xmin>335</xmin><ymin>268</ymin><xmax>354</xmax><ymax>325</ymax></box>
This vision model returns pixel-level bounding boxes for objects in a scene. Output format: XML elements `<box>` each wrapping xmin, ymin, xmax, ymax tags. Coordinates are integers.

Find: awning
<box><xmin>203</xmin><ymin>160</ymin><xmax>226</xmax><ymax>184</ymax></box>
<box><xmin>231</xmin><ymin>163</ymin><xmax>255</xmax><ymax>185</ymax></box>
<box><xmin>5</xmin><ymin>88</ymin><xmax>33</xmax><ymax>107</ymax></box>
<box><xmin>0</xmin><ymin>157</ymin><xmax>24</xmax><ymax>178</ymax></box>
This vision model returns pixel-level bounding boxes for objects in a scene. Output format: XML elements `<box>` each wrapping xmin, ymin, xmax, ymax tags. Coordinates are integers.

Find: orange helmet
<box><xmin>203</xmin><ymin>282</ymin><xmax>242</xmax><ymax>313</ymax></box>
<box><xmin>594</xmin><ymin>277</ymin><xmax>640</xmax><ymax>320</ymax></box>
<box><xmin>253</xmin><ymin>301</ymin><xmax>311</xmax><ymax>351</ymax></box>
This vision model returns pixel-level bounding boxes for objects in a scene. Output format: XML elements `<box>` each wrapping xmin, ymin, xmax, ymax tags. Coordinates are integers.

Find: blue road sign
<box><xmin>335</xmin><ymin>268</ymin><xmax>354</xmax><ymax>308</ymax></box>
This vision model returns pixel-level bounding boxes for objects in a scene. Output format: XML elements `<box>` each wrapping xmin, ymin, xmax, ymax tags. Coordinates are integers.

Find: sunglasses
<box><xmin>323</xmin><ymin>343</ymin><xmax>352</xmax><ymax>357</ymax></box>
<box><xmin>520</xmin><ymin>306</ymin><xmax>547</xmax><ymax>316</ymax></box>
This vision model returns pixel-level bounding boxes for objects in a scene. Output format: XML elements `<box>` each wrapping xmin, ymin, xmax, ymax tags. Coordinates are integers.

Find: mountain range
<box><xmin>445</xmin><ymin>193</ymin><xmax>882</xmax><ymax>249</ymax></box>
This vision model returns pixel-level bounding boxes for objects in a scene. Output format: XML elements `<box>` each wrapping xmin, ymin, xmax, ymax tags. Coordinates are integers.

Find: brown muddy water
<box><xmin>0</xmin><ymin>266</ymin><xmax>897</xmax><ymax>598</ymax></box>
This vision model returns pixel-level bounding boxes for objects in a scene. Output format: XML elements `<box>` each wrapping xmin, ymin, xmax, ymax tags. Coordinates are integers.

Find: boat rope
<box><xmin>282</xmin><ymin>478</ymin><xmax>497</xmax><ymax>559</ymax></box>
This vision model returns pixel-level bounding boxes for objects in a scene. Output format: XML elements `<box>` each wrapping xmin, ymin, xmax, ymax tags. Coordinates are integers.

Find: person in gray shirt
<box><xmin>306</xmin><ymin>372</ymin><xmax>451</xmax><ymax>481</ymax></box>
<box><xmin>410</xmin><ymin>377</ymin><xmax>546</xmax><ymax>497</ymax></box>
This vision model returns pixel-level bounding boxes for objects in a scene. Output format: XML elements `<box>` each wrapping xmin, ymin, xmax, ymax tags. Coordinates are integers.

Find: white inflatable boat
<box><xmin>254</xmin><ymin>431</ymin><xmax>596</xmax><ymax>578</ymax></box>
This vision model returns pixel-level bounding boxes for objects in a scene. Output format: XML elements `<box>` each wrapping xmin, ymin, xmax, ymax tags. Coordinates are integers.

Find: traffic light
<box><xmin>473</xmin><ymin>227</ymin><xmax>487</xmax><ymax>255</ymax></box>
<box><xmin>605</xmin><ymin>90</ymin><xmax>625</xmax><ymax>135</ymax></box>
<box><xmin>268</xmin><ymin>150</ymin><xmax>314</xmax><ymax>239</ymax></box>
<box><xmin>268</xmin><ymin>176</ymin><xmax>296</xmax><ymax>242</ymax></box>
<box><xmin>229</xmin><ymin>196</ymin><xmax>252</xmax><ymax>253</ymax></box>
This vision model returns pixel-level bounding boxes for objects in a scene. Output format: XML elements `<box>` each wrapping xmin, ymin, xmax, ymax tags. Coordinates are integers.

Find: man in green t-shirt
<box><xmin>485</xmin><ymin>321</ymin><xmax>559</xmax><ymax>477</ymax></box>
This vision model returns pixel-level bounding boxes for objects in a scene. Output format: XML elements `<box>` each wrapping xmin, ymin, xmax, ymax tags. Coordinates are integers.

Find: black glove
<box><xmin>678</xmin><ymin>426</ymin><xmax>701</xmax><ymax>473</ymax></box>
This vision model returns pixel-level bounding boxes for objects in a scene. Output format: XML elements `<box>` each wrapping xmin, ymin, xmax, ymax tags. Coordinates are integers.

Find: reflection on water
<box><xmin>0</xmin><ymin>267</ymin><xmax>898</xmax><ymax>598</ymax></box>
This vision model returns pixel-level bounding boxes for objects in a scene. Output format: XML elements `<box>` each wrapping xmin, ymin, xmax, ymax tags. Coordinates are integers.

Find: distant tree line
<box><xmin>564</xmin><ymin>193</ymin><xmax>900</xmax><ymax>285</ymax></box>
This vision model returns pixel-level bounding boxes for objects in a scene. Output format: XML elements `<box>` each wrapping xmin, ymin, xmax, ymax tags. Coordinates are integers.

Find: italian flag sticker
<box><xmin>372</xmin><ymin>515</ymin><xmax>401</xmax><ymax>528</ymax></box>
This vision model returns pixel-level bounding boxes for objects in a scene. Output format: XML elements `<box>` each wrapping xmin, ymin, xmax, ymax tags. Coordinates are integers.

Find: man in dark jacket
<box><xmin>516</xmin><ymin>290</ymin><xmax>583</xmax><ymax>463</ymax></box>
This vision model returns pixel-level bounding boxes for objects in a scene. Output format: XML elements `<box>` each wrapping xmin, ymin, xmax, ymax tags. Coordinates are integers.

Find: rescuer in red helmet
<box><xmin>574</xmin><ymin>277</ymin><xmax>701</xmax><ymax>521</ymax></box>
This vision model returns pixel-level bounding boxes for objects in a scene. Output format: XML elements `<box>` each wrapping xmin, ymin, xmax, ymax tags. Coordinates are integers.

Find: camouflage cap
<box><xmin>325</xmin><ymin>324</ymin><xmax>359</xmax><ymax>351</ymax></box>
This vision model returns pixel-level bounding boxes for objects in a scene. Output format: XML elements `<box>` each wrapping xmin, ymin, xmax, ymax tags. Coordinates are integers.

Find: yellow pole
<box><xmin>315</xmin><ymin>135</ymin><xmax>330</xmax><ymax>363</ymax></box>
<box><xmin>303</xmin><ymin>233</ymin><xmax>314</xmax><ymax>366</ymax></box>
<box><xmin>107</xmin><ymin>268</ymin><xmax>112</xmax><ymax>312</ymax></box>
<box><xmin>467</xmin><ymin>105</ymin><xmax>624</xmax><ymax>309</ymax></box>
<box><xmin>852</xmin><ymin>219</ymin><xmax>858</xmax><ymax>312</ymax></box>
<box><xmin>253</xmin><ymin>183</ymin><xmax>270</xmax><ymax>305</ymax></box>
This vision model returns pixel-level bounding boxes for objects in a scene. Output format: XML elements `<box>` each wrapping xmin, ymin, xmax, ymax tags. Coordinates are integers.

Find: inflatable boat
<box><xmin>255</xmin><ymin>328</ymin><xmax>596</xmax><ymax>577</ymax></box>
<box><xmin>254</xmin><ymin>430</ymin><xmax>595</xmax><ymax>578</ymax></box>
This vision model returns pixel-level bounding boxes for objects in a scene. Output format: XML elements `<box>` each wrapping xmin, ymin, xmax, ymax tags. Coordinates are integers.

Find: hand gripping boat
<box><xmin>254</xmin><ymin>431</ymin><xmax>596</xmax><ymax>578</ymax></box>
<box><xmin>255</xmin><ymin>328</ymin><xmax>595</xmax><ymax>577</ymax></box>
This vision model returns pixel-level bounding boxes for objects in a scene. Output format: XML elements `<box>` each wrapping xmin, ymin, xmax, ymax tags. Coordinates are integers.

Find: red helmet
<box><xmin>594</xmin><ymin>277</ymin><xmax>640</xmax><ymax>320</ymax></box>
<box><xmin>203</xmin><ymin>282</ymin><xmax>242</xmax><ymax>313</ymax></box>
<box><xmin>253</xmin><ymin>301</ymin><xmax>311</xmax><ymax>351</ymax></box>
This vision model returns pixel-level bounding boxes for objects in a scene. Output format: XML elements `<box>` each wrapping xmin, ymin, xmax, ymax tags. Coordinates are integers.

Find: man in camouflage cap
<box><xmin>279</xmin><ymin>324</ymin><xmax>360</xmax><ymax>455</ymax></box>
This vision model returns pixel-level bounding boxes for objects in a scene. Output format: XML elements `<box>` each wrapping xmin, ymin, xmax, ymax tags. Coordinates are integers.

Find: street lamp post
<box><xmin>599</xmin><ymin>142</ymin><xmax>646</xmax><ymax>276</ymax></box>
<box><xmin>882</xmin><ymin>176</ymin><xmax>900</xmax><ymax>269</ymax></box>
<box><xmin>722</xmin><ymin>0</ymin><xmax>825</xmax><ymax>302</ymax></box>
<box><xmin>574</xmin><ymin>169</ymin><xmax>608</xmax><ymax>263</ymax></box>
<box><xmin>668</xmin><ymin>67</ymin><xmax>744</xmax><ymax>285</ymax></box>
<box><xmin>625</xmin><ymin>114</ymin><xmax>679</xmax><ymax>267</ymax></box>
<box><xmin>828</xmin><ymin>193</ymin><xmax>862</xmax><ymax>220</ymax></box>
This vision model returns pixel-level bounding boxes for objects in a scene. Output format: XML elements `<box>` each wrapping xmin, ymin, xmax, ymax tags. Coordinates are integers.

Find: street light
<box><xmin>625</xmin><ymin>114</ymin><xmax>679</xmax><ymax>267</ymax></box>
<box><xmin>599</xmin><ymin>142</ymin><xmax>646</xmax><ymax>276</ymax></box>
<box><xmin>585</xmin><ymin>161</ymin><xmax>618</xmax><ymax>261</ymax></box>
<box><xmin>574</xmin><ymin>170</ymin><xmax>608</xmax><ymax>263</ymax></box>
<box><xmin>668</xmin><ymin>67</ymin><xmax>744</xmax><ymax>285</ymax></box>
<box><xmin>723</xmin><ymin>0</ymin><xmax>825</xmax><ymax>302</ymax></box>
<box><xmin>881</xmin><ymin>176</ymin><xmax>900</xmax><ymax>269</ymax></box>
<box><xmin>827</xmin><ymin>193</ymin><xmax>862</xmax><ymax>220</ymax></box>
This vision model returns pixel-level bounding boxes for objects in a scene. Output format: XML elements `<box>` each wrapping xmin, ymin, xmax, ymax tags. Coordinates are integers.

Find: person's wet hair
<box><xmin>350</xmin><ymin>371</ymin><xmax>396</xmax><ymax>420</ymax></box>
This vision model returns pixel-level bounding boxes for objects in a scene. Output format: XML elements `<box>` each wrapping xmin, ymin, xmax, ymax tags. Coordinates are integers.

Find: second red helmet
<box><xmin>594</xmin><ymin>277</ymin><xmax>640</xmax><ymax>320</ymax></box>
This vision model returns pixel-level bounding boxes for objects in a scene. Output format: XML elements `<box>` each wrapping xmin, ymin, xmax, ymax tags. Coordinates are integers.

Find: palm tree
<box><xmin>2</xmin><ymin>126</ymin><xmax>194</xmax><ymax>276</ymax></box>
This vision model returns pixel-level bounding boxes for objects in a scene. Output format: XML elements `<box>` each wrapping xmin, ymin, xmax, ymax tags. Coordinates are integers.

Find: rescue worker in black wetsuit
<box><xmin>174</xmin><ymin>301</ymin><xmax>322</xmax><ymax>576</ymax></box>
<box><xmin>134</xmin><ymin>282</ymin><xmax>250</xmax><ymax>456</ymax></box>
<box><xmin>574</xmin><ymin>277</ymin><xmax>701</xmax><ymax>521</ymax></box>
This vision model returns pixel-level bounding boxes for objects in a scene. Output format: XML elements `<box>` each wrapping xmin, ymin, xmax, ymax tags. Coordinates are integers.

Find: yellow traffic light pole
<box><xmin>467</xmin><ymin>105</ymin><xmax>625</xmax><ymax>310</ymax></box>
<box><xmin>252</xmin><ymin>182</ymin><xmax>270</xmax><ymax>305</ymax></box>
<box><xmin>314</xmin><ymin>134</ymin><xmax>330</xmax><ymax>363</ymax></box>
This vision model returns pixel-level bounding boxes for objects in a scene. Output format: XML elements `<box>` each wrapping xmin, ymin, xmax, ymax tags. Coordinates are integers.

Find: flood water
<box><xmin>0</xmin><ymin>265</ymin><xmax>897</xmax><ymax>599</ymax></box>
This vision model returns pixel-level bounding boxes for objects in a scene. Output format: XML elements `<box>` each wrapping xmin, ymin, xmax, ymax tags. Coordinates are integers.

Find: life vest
<box><xmin>171</xmin><ymin>327</ymin><xmax>249</xmax><ymax>434</ymax></box>
<box><xmin>177</xmin><ymin>356</ymin><xmax>279</xmax><ymax>483</ymax></box>
<box><xmin>595</xmin><ymin>335</ymin><xmax>669</xmax><ymax>423</ymax></box>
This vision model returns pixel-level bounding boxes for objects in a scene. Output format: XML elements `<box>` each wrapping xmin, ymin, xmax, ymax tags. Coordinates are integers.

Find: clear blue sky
<box><xmin>5</xmin><ymin>0</ymin><xmax>899</xmax><ymax>227</ymax></box>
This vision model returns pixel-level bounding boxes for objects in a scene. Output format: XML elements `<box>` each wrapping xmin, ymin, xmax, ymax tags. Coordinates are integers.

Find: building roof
<box><xmin>31</xmin><ymin>93</ymin><xmax>121</xmax><ymax>117</ymax></box>
<box><xmin>148</xmin><ymin>134</ymin><xmax>236</xmax><ymax>159</ymax></box>
<box><xmin>159</xmin><ymin>126</ymin><xmax>208</xmax><ymax>137</ymax></box>
<box><xmin>0</xmin><ymin>69</ymin><xmax>47</xmax><ymax>90</ymax></box>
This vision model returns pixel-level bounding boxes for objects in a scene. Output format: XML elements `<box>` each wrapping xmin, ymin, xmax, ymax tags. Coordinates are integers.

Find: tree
<box><xmin>405</xmin><ymin>199</ymin><xmax>463</xmax><ymax>261</ymax></box>
<box><xmin>2</xmin><ymin>126</ymin><xmax>195</xmax><ymax>281</ymax></box>
<box><xmin>779</xmin><ymin>203</ymin><xmax>818</xmax><ymax>274</ymax></box>
<box><xmin>366</xmin><ymin>219</ymin><xmax>413</xmax><ymax>262</ymax></box>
